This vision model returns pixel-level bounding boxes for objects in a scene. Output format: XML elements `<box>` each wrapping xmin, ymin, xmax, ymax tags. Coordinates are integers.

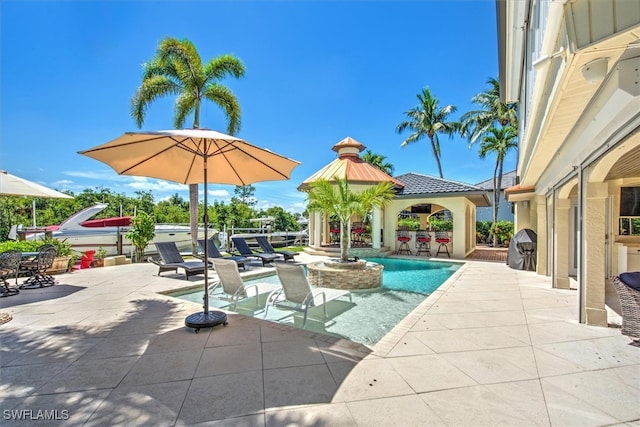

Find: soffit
<box><xmin>606</xmin><ymin>138</ymin><xmax>640</xmax><ymax>180</ymax></box>
<box><xmin>521</xmin><ymin>29</ymin><xmax>637</xmax><ymax>187</ymax></box>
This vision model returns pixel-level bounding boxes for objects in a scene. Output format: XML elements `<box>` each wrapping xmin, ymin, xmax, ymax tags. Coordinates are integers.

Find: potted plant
<box><xmin>125</xmin><ymin>211</ymin><xmax>156</xmax><ymax>262</ymax></box>
<box><xmin>93</xmin><ymin>246</ymin><xmax>108</xmax><ymax>267</ymax></box>
<box><xmin>40</xmin><ymin>237</ymin><xmax>75</xmax><ymax>274</ymax></box>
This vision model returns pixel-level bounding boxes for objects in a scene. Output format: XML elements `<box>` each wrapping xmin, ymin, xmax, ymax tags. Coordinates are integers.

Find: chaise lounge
<box><xmin>231</xmin><ymin>237</ymin><xmax>279</xmax><ymax>267</ymax></box>
<box><xmin>149</xmin><ymin>241</ymin><xmax>207</xmax><ymax>280</ymax></box>
<box><xmin>198</xmin><ymin>239</ymin><xmax>248</xmax><ymax>270</ymax></box>
<box><xmin>255</xmin><ymin>236</ymin><xmax>298</xmax><ymax>262</ymax></box>
<box><xmin>210</xmin><ymin>258</ymin><xmax>280</xmax><ymax>310</ymax></box>
<box><xmin>266</xmin><ymin>263</ymin><xmax>352</xmax><ymax>328</ymax></box>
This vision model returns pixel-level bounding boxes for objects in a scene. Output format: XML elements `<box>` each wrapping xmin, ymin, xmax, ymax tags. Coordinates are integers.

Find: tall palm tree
<box><xmin>460</xmin><ymin>77</ymin><xmax>518</xmax><ymax>145</ymax></box>
<box><xmin>396</xmin><ymin>87</ymin><xmax>459</xmax><ymax>178</ymax></box>
<box><xmin>478</xmin><ymin>126</ymin><xmax>518</xmax><ymax>246</ymax></box>
<box><xmin>361</xmin><ymin>149</ymin><xmax>395</xmax><ymax>176</ymax></box>
<box><xmin>131</xmin><ymin>37</ymin><xmax>245</xmax><ymax>253</ymax></box>
<box><xmin>306</xmin><ymin>178</ymin><xmax>395</xmax><ymax>261</ymax></box>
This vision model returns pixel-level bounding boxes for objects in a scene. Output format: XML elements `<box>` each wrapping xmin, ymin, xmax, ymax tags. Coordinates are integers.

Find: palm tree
<box><xmin>396</xmin><ymin>87</ymin><xmax>459</xmax><ymax>178</ymax></box>
<box><xmin>478</xmin><ymin>126</ymin><xmax>518</xmax><ymax>246</ymax></box>
<box><xmin>460</xmin><ymin>77</ymin><xmax>518</xmax><ymax>145</ymax></box>
<box><xmin>361</xmin><ymin>149</ymin><xmax>395</xmax><ymax>176</ymax></box>
<box><xmin>131</xmin><ymin>37</ymin><xmax>245</xmax><ymax>253</ymax></box>
<box><xmin>306</xmin><ymin>178</ymin><xmax>395</xmax><ymax>261</ymax></box>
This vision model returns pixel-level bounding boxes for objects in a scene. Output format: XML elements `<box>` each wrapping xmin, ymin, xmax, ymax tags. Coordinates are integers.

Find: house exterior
<box><xmin>475</xmin><ymin>170</ymin><xmax>516</xmax><ymax>222</ymax></box>
<box><xmin>497</xmin><ymin>0</ymin><xmax>640</xmax><ymax>326</ymax></box>
<box><xmin>300</xmin><ymin>137</ymin><xmax>489</xmax><ymax>259</ymax></box>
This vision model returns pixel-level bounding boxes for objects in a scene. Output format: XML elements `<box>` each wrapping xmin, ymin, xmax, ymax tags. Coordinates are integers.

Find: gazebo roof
<box><xmin>298</xmin><ymin>136</ymin><xmax>404</xmax><ymax>189</ymax></box>
<box><xmin>394</xmin><ymin>172</ymin><xmax>490</xmax><ymax>206</ymax></box>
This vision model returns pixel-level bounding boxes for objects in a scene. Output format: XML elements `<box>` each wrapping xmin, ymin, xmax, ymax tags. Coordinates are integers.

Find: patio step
<box><xmin>103</xmin><ymin>255</ymin><xmax>131</xmax><ymax>267</ymax></box>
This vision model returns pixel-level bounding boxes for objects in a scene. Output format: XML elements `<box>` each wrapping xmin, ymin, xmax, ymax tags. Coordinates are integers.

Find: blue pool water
<box><xmin>172</xmin><ymin>258</ymin><xmax>461</xmax><ymax>345</ymax></box>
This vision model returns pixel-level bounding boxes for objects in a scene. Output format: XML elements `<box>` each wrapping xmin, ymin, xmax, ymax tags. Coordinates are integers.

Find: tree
<box><xmin>478</xmin><ymin>126</ymin><xmax>518</xmax><ymax>246</ymax></box>
<box><xmin>396</xmin><ymin>87</ymin><xmax>459</xmax><ymax>178</ymax></box>
<box><xmin>125</xmin><ymin>211</ymin><xmax>156</xmax><ymax>263</ymax></box>
<box><xmin>306</xmin><ymin>178</ymin><xmax>395</xmax><ymax>261</ymax></box>
<box><xmin>233</xmin><ymin>185</ymin><xmax>256</xmax><ymax>206</ymax></box>
<box><xmin>460</xmin><ymin>77</ymin><xmax>518</xmax><ymax>145</ymax></box>
<box><xmin>361</xmin><ymin>149</ymin><xmax>395</xmax><ymax>175</ymax></box>
<box><xmin>130</xmin><ymin>37</ymin><xmax>245</xmax><ymax>253</ymax></box>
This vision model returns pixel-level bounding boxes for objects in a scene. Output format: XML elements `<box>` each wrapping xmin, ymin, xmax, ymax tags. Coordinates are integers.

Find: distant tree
<box><xmin>478</xmin><ymin>126</ymin><xmax>518</xmax><ymax>246</ymax></box>
<box><xmin>460</xmin><ymin>77</ymin><xmax>518</xmax><ymax>145</ymax></box>
<box><xmin>130</xmin><ymin>37</ymin><xmax>245</xmax><ymax>253</ymax></box>
<box><xmin>361</xmin><ymin>149</ymin><xmax>395</xmax><ymax>176</ymax></box>
<box><xmin>233</xmin><ymin>185</ymin><xmax>256</xmax><ymax>206</ymax></box>
<box><xmin>396</xmin><ymin>87</ymin><xmax>459</xmax><ymax>178</ymax></box>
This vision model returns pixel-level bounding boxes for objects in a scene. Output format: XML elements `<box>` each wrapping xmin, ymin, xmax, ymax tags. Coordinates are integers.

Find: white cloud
<box><xmin>207</xmin><ymin>189</ymin><xmax>231</xmax><ymax>199</ymax></box>
<box><xmin>126</xmin><ymin>178</ymin><xmax>187</xmax><ymax>192</ymax></box>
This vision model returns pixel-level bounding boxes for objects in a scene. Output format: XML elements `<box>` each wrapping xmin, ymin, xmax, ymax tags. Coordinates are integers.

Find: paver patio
<box><xmin>1</xmin><ymin>253</ymin><xmax>638</xmax><ymax>426</ymax></box>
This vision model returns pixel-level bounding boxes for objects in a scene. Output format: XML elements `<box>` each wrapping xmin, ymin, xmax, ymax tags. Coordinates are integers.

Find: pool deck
<box><xmin>1</xmin><ymin>253</ymin><xmax>638</xmax><ymax>426</ymax></box>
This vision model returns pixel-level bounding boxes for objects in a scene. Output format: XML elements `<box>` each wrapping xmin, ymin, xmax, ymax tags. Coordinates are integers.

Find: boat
<box><xmin>24</xmin><ymin>203</ymin><xmax>215</xmax><ymax>257</ymax></box>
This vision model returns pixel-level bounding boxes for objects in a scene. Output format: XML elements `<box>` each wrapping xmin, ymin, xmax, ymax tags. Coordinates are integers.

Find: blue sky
<box><xmin>1</xmin><ymin>1</ymin><xmax>511</xmax><ymax>214</ymax></box>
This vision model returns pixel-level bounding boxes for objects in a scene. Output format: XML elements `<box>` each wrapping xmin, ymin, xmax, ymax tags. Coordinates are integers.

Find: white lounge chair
<box><xmin>210</xmin><ymin>258</ymin><xmax>280</xmax><ymax>310</ymax></box>
<box><xmin>267</xmin><ymin>263</ymin><xmax>352</xmax><ymax>328</ymax></box>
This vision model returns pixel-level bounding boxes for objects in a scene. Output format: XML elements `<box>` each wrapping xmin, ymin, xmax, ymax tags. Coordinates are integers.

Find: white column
<box><xmin>372</xmin><ymin>207</ymin><xmax>381</xmax><ymax>249</ymax></box>
<box><xmin>313</xmin><ymin>211</ymin><xmax>321</xmax><ymax>248</ymax></box>
<box><xmin>583</xmin><ymin>181</ymin><xmax>608</xmax><ymax>326</ymax></box>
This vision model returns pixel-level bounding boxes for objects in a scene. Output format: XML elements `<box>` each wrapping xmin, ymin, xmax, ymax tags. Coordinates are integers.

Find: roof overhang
<box><xmin>504</xmin><ymin>184</ymin><xmax>536</xmax><ymax>202</ymax></box>
<box><xmin>395</xmin><ymin>191</ymin><xmax>491</xmax><ymax>207</ymax></box>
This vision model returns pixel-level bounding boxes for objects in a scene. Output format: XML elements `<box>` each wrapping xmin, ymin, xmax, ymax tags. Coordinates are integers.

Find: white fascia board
<box><xmin>501</xmin><ymin>0</ymin><xmax>529</xmax><ymax>103</ymax></box>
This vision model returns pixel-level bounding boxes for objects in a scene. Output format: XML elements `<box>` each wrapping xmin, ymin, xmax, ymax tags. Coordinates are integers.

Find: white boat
<box><xmin>24</xmin><ymin>203</ymin><xmax>215</xmax><ymax>257</ymax></box>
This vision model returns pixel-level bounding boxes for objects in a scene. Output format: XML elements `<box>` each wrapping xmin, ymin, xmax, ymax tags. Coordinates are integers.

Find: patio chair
<box><xmin>231</xmin><ymin>237</ymin><xmax>279</xmax><ymax>266</ymax></box>
<box><xmin>148</xmin><ymin>241</ymin><xmax>206</xmax><ymax>280</ymax></box>
<box><xmin>20</xmin><ymin>244</ymin><xmax>57</xmax><ymax>288</ymax></box>
<box><xmin>198</xmin><ymin>239</ymin><xmax>248</xmax><ymax>270</ymax></box>
<box><xmin>396</xmin><ymin>228</ymin><xmax>412</xmax><ymax>255</ymax></box>
<box><xmin>0</xmin><ymin>250</ymin><xmax>21</xmax><ymax>297</ymax></box>
<box><xmin>210</xmin><ymin>258</ymin><xmax>281</xmax><ymax>310</ymax></box>
<box><xmin>415</xmin><ymin>230</ymin><xmax>431</xmax><ymax>256</ymax></box>
<box><xmin>266</xmin><ymin>263</ymin><xmax>352</xmax><ymax>328</ymax></box>
<box><xmin>611</xmin><ymin>273</ymin><xmax>640</xmax><ymax>339</ymax></box>
<box><xmin>255</xmin><ymin>236</ymin><xmax>298</xmax><ymax>263</ymax></box>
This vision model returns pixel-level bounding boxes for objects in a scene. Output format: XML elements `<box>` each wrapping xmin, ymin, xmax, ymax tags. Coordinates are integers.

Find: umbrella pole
<box><xmin>184</xmin><ymin>151</ymin><xmax>227</xmax><ymax>333</ymax></box>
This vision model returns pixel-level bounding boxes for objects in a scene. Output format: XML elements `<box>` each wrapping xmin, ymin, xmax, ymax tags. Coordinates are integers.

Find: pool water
<box><xmin>172</xmin><ymin>258</ymin><xmax>461</xmax><ymax>346</ymax></box>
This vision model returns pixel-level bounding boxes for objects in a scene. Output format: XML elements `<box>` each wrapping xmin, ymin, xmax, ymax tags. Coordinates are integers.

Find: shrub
<box><xmin>429</xmin><ymin>218</ymin><xmax>453</xmax><ymax>232</ymax></box>
<box><xmin>398</xmin><ymin>217</ymin><xmax>421</xmax><ymax>230</ymax></box>
<box><xmin>126</xmin><ymin>211</ymin><xmax>156</xmax><ymax>262</ymax></box>
<box><xmin>476</xmin><ymin>221</ymin><xmax>493</xmax><ymax>243</ymax></box>
<box><xmin>490</xmin><ymin>221</ymin><xmax>514</xmax><ymax>245</ymax></box>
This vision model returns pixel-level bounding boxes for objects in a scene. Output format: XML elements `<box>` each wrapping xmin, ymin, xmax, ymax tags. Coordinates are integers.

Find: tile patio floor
<box><xmin>1</xmin><ymin>253</ymin><xmax>638</xmax><ymax>426</ymax></box>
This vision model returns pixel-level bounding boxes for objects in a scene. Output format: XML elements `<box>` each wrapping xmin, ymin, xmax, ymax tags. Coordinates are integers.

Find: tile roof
<box><xmin>299</xmin><ymin>157</ymin><xmax>404</xmax><ymax>188</ymax></box>
<box><xmin>474</xmin><ymin>170</ymin><xmax>517</xmax><ymax>190</ymax></box>
<box><xmin>394</xmin><ymin>172</ymin><xmax>486</xmax><ymax>196</ymax></box>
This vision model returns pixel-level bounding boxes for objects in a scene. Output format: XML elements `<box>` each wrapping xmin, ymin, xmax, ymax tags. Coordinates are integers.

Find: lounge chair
<box><xmin>149</xmin><ymin>241</ymin><xmax>206</xmax><ymax>280</ymax></box>
<box><xmin>266</xmin><ymin>263</ymin><xmax>352</xmax><ymax>328</ymax></box>
<box><xmin>611</xmin><ymin>273</ymin><xmax>640</xmax><ymax>339</ymax></box>
<box><xmin>20</xmin><ymin>244</ymin><xmax>57</xmax><ymax>288</ymax></box>
<box><xmin>0</xmin><ymin>250</ymin><xmax>21</xmax><ymax>297</ymax></box>
<box><xmin>255</xmin><ymin>236</ymin><xmax>298</xmax><ymax>262</ymax></box>
<box><xmin>197</xmin><ymin>239</ymin><xmax>248</xmax><ymax>270</ymax></box>
<box><xmin>210</xmin><ymin>258</ymin><xmax>281</xmax><ymax>310</ymax></box>
<box><xmin>231</xmin><ymin>237</ymin><xmax>279</xmax><ymax>266</ymax></box>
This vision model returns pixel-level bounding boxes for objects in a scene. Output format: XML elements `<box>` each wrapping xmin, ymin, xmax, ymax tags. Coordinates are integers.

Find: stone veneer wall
<box><xmin>307</xmin><ymin>261</ymin><xmax>383</xmax><ymax>290</ymax></box>
<box><xmin>349</xmin><ymin>248</ymin><xmax>389</xmax><ymax>258</ymax></box>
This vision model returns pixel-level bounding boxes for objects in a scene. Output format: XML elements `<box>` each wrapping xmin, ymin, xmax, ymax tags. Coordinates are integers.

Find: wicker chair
<box><xmin>611</xmin><ymin>274</ymin><xmax>640</xmax><ymax>339</ymax></box>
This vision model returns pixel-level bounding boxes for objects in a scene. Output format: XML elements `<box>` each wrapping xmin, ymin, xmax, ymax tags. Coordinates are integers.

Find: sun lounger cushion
<box><xmin>620</xmin><ymin>272</ymin><xmax>640</xmax><ymax>291</ymax></box>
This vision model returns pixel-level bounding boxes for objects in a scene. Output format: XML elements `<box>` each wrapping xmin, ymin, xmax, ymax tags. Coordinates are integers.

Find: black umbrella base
<box><xmin>185</xmin><ymin>311</ymin><xmax>228</xmax><ymax>333</ymax></box>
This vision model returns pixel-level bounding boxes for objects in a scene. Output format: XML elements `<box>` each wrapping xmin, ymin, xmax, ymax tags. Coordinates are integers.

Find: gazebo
<box><xmin>299</xmin><ymin>137</ymin><xmax>490</xmax><ymax>258</ymax></box>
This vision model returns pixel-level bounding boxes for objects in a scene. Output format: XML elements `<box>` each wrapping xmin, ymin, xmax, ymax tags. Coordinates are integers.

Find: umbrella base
<box><xmin>185</xmin><ymin>311</ymin><xmax>228</xmax><ymax>333</ymax></box>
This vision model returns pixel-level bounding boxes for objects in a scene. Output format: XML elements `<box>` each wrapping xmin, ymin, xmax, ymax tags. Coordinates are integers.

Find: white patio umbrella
<box><xmin>0</xmin><ymin>170</ymin><xmax>73</xmax><ymax>228</ymax></box>
<box><xmin>79</xmin><ymin>128</ymin><xmax>300</xmax><ymax>332</ymax></box>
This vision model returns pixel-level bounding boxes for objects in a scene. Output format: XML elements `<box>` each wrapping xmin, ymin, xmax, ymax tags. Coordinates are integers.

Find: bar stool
<box><xmin>329</xmin><ymin>222</ymin><xmax>340</xmax><ymax>244</ymax></box>
<box><xmin>396</xmin><ymin>229</ymin><xmax>412</xmax><ymax>255</ymax></box>
<box><xmin>351</xmin><ymin>222</ymin><xmax>366</xmax><ymax>247</ymax></box>
<box><xmin>435</xmin><ymin>231</ymin><xmax>450</xmax><ymax>257</ymax></box>
<box><xmin>415</xmin><ymin>230</ymin><xmax>431</xmax><ymax>256</ymax></box>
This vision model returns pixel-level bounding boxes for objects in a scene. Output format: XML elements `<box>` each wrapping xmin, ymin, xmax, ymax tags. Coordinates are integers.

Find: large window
<box><xmin>619</xmin><ymin>187</ymin><xmax>640</xmax><ymax>235</ymax></box>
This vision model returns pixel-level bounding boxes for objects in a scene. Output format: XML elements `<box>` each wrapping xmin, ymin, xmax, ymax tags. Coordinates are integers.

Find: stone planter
<box><xmin>92</xmin><ymin>259</ymin><xmax>105</xmax><ymax>268</ymax></box>
<box><xmin>46</xmin><ymin>256</ymin><xmax>72</xmax><ymax>275</ymax></box>
<box><xmin>307</xmin><ymin>260</ymin><xmax>383</xmax><ymax>290</ymax></box>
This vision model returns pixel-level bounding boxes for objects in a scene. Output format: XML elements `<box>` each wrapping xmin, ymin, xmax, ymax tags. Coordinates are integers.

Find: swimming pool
<box><xmin>172</xmin><ymin>257</ymin><xmax>461</xmax><ymax>345</ymax></box>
